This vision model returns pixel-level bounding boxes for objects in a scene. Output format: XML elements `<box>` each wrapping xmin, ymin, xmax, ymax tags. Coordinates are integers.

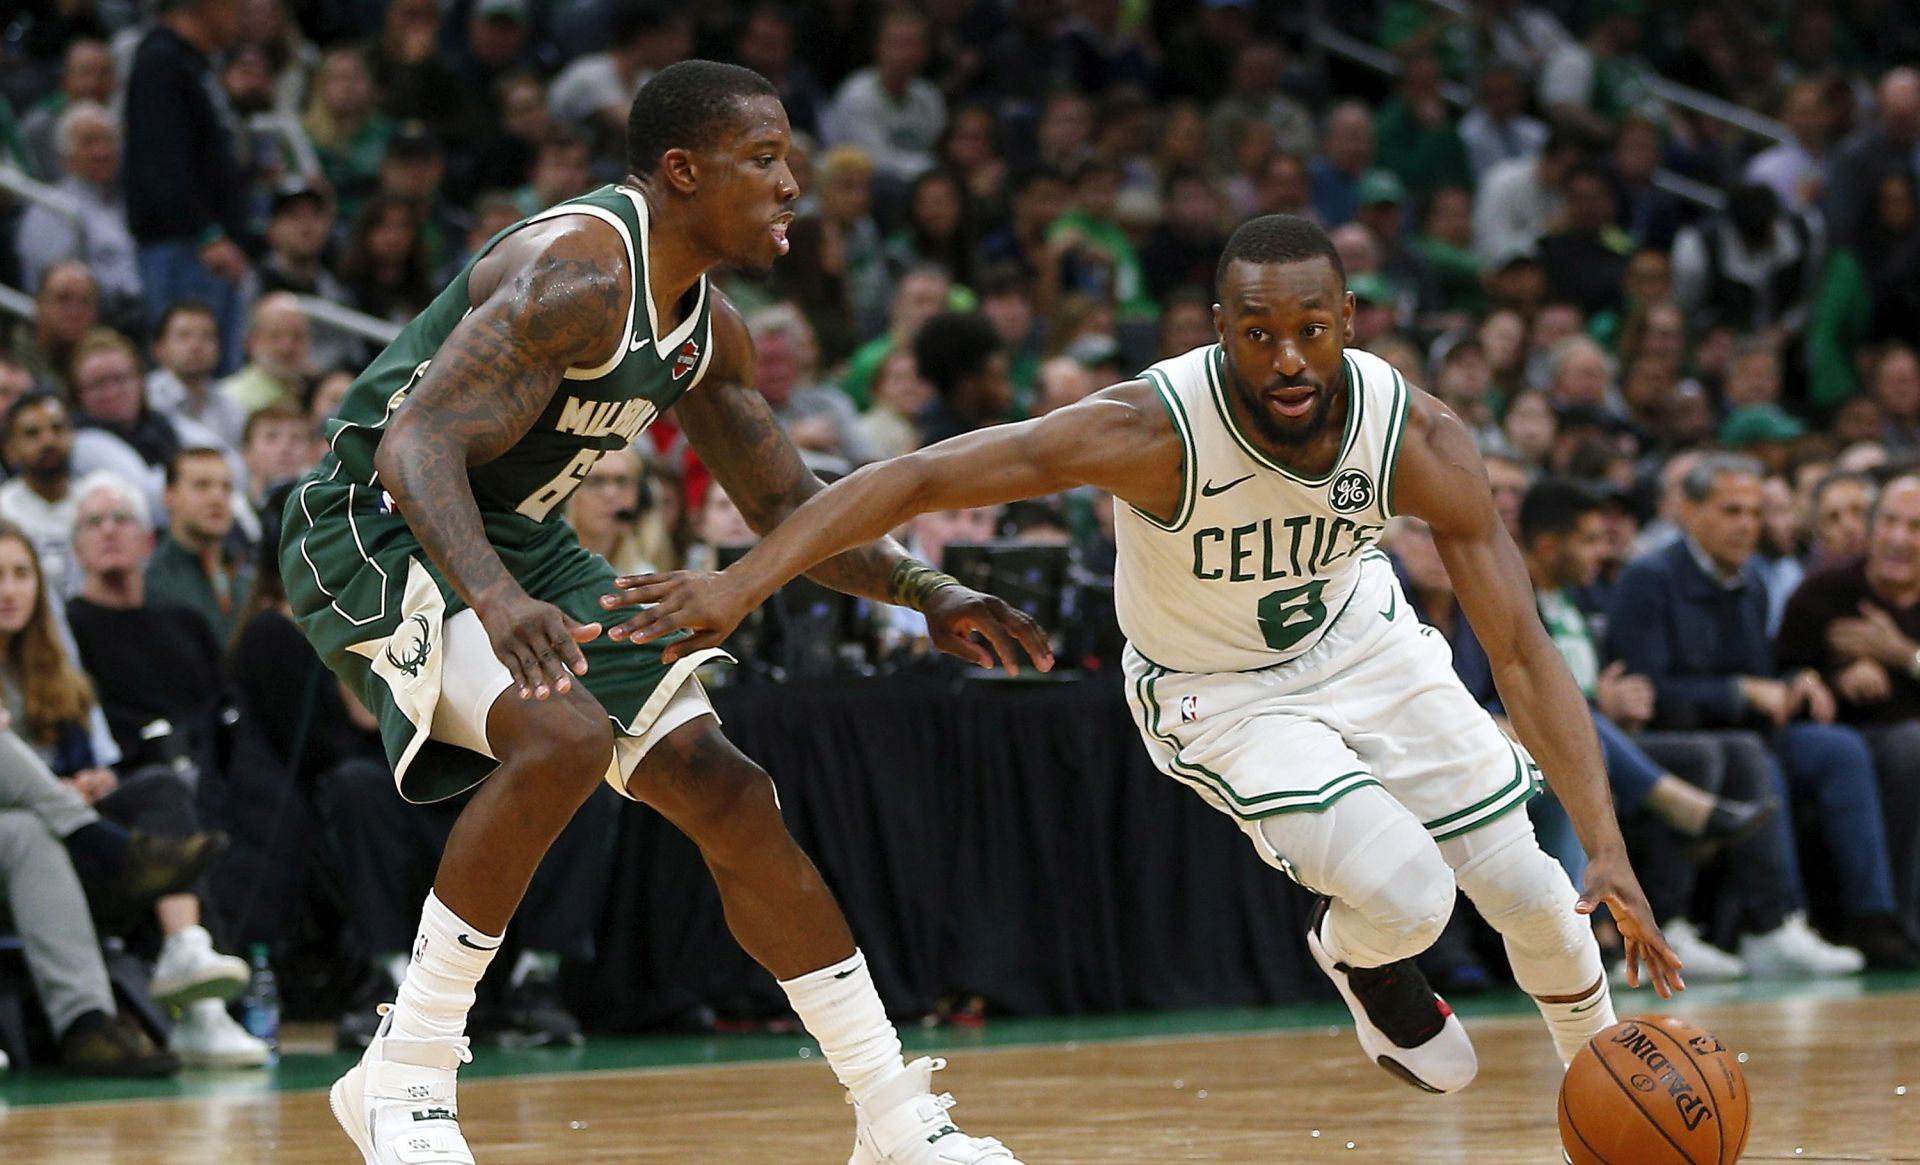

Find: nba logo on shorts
<box><xmin>1180</xmin><ymin>694</ymin><xmax>1200</xmax><ymax>723</ymax></box>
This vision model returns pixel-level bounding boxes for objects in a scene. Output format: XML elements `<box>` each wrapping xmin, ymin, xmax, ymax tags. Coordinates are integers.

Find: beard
<box><xmin>1226</xmin><ymin>354</ymin><xmax>1347</xmax><ymax>449</ymax></box>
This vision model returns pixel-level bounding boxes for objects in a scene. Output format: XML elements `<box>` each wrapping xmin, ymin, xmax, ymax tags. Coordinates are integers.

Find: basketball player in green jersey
<box><xmin>610</xmin><ymin>216</ymin><xmax>1687</xmax><ymax>1097</ymax></box>
<box><xmin>282</xmin><ymin>62</ymin><xmax>1047</xmax><ymax>1165</ymax></box>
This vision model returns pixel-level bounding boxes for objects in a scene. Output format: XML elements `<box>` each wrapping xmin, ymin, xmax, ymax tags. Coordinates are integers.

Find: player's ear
<box><xmin>1211</xmin><ymin>302</ymin><xmax>1224</xmax><ymax>340</ymax></box>
<box><xmin>658</xmin><ymin>147</ymin><xmax>699</xmax><ymax>196</ymax></box>
<box><xmin>1342</xmin><ymin>291</ymin><xmax>1356</xmax><ymax>344</ymax></box>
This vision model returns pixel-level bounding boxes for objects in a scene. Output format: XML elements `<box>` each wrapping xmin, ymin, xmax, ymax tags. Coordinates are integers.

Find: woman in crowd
<box><xmin>302</xmin><ymin>46</ymin><xmax>390</xmax><ymax>216</ymax></box>
<box><xmin>0</xmin><ymin>521</ymin><xmax>266</xmax><ymax>1067</ymax></box>
<box><xmin>885</xmin><ymin>168</ymin><xmax>978</xmax><ymax>291</ymax></box>
<box><xmin>337</xmin><ymin>194</ymin><xmax>435</xmax><ymax>324</ymax></box>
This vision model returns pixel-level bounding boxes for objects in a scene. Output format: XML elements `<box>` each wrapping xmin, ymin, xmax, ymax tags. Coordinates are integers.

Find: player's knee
<box><xmin>508</xmin><ymin>695</ymin><xmax>615</xmax><ymax>794</ymax></box>
<box><xmin>681</xmin><ymin>758</ymin><xmax>783</xmax><ymax>861</ymax></box>
<box><xmin>1455</xmin><ymin>828</ymin><xmax>1583</xmax><ymax>955</ymax></box>
<box><xmin>1346</xmin><ymin>849</ymin><xmax>1457</xmax><ymax>954</ymax></box>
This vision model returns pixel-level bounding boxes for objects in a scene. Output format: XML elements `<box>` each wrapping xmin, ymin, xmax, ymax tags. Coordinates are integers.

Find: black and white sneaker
<box><xmin>1306</xmin><ymin>898</ymin><xmax>1478</xmax><ymax>1094</ymax></box>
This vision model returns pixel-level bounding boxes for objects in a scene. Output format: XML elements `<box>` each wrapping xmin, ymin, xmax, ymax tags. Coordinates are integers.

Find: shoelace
<box><xmin>929</xmin><ymin>1093</ymin><xmax>1007</xmax><ymax>1152</ymax></box>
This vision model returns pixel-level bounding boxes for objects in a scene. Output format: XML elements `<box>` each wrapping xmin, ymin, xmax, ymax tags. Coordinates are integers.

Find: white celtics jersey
<box><xmin>1114</xmin><ymin>344</ymin><xmax>1412</xmax><ymax>674</ymax></box>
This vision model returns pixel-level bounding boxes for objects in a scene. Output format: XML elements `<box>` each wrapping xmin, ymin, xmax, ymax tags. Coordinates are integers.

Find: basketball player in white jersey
<box><xmin>604</xmin><ymin>215</ymin><xmax>1684</xmax><ymax>1093</ymax></box>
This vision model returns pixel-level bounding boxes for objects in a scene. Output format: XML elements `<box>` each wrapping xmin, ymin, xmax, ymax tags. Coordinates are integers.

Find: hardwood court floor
<box><xmin>3</xmin><ymin>981</ymin><xmax>1916</xmax><ymax>1163</ymax></box>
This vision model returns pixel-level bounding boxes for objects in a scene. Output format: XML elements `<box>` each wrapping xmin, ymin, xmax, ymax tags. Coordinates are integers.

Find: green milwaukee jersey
<box><xmin>323</xmin><ymin>183</ymin><xmax>715</xmax><ymax>522</ymax></box>
<box><xmin>281</xmin><ymin>184</ymin><xmax>725</xmax><ymax>804</ymax></box>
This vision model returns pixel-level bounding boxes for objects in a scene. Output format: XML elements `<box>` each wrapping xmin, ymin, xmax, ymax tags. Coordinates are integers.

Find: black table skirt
<box><xmin>575</xmin><ymin>671</ymin><xmax>1324</xmax><ymax>1029</ymax></box>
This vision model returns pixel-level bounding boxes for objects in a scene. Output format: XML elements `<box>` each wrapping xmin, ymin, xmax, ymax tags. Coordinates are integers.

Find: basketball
<box><xmin>1559</xmin><ymin>1016</ymin><xmax>1752</xmax><ymax>1165</ymax></box>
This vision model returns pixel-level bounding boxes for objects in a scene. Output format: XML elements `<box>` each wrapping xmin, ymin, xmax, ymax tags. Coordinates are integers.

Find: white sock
<box><xmin>388</xmin><ymin>891</ymin><xmax>501</xmax><ymax>1044</ymax></box>
<box><xmin>778</xmin><ymin>949</ymin><xmax>904</xmax><ymax>1106</ymax></box>
<box><xmin>1535</xmin><ymin>977</ymin><xmax>1615</xmax><ymax>1066</ymax></box>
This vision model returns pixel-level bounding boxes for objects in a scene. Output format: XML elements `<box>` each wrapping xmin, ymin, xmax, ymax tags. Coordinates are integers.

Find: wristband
<box><xmin>886</xmin><ymin>559</ymin><xmax>961</xmax><ymax>611</ymax></box>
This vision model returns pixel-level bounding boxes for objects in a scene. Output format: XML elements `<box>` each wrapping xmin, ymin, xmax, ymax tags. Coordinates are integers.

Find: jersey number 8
<box><xmin>1256</xmin><ymin>579</ymin><xmax>1329</xmax><ymax>653</ymax></box>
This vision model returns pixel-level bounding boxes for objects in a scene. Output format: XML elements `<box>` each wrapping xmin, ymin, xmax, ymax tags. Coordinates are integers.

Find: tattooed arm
<box><xmin>374</xmin><ymin>217</ymin><xmax>629</xmax><ymax>701</ymax></box>
<box><xmin>672</xmin><ymin>295</ymin><xmax>910</xmax><ymax>601</ymax></box>
<box><xmin>653</xmin><ymin>295</ymin><xmax>1051</xmax><ymax>671</ymax></box>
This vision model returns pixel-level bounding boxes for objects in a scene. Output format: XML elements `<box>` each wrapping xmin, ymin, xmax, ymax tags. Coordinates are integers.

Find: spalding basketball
<box><xmin>1559</xmin><ymin>1015</ymin><xmax>1752</xmax><ymax>1165</ymax></box>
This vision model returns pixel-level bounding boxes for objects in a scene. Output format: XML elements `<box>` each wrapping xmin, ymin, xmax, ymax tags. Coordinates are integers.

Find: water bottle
<box><xmin>239</xmin><ymin>944</ymin><xmax>281</xmax><ymax>1061</ymax></box>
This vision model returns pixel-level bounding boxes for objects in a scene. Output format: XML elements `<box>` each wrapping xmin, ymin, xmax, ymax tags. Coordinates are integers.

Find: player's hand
<box><xmin>600</xmin><ymin>570</ymin><xmax>753</xmax><ymax>663</ymax></box>
<box><xmin>475</xmin><ymin>587</ymin><xmax>600</xmax><ymax>701</ymax></box>
<box><xmin>1578</xmin><ymin>852</ymin><xmax>1685</xmax><ymax>999</ymax></box>
<box><xmin>921</xmin><ymin>585</ymin><xmax>1055</xmax><ymax>676</ymax></box>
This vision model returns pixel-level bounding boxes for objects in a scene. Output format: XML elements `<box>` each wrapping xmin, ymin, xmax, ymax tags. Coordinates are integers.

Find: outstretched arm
<box><xmin>670</xmin><ymin>298</ymin><xmax>917</xmax><ymax>604</ymax></box>
<box><xmin>1394</xmin><ymin>391</ymin><xmax>1685</xmax><ymax>997</ymax></box>
<box><xmin>605</xmin><ymin>379</ymin><xmax>1181</xmax><ymax>661</ymax></box>
<box><xmin>375</xmin><ymin>218</ymin><xmax>625</xmax><ymax>702</ymax></box>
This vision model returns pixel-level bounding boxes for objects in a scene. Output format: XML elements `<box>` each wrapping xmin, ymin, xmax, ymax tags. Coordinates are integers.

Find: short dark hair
<box><xmin>166</xmin><ymin>446</ymin><xmax>229</xmax><ymax>487</ymax></box>
<box><xmin>913</xmin><ymin>312</ymin><xmax>1002</xmax><ymax>398</ymax></box>
<box><xmin>2</xmin><ymin>391</ymin><xmax>66</xmax><ymax>444</ymax></box>
<box><xmin>1519</xmin><ymin>476</ymin><xmax>1606</xmax><ymax>546</ymax></box>
<box><xmin>626</xmin><ymin>59</ymin><xmax>778</xmax><ymax>175</ymax></box>
<box><xmin>1815</xmin><ymin>468</ymin><xmax>1880</xmax><ymax>514</ymax></box>
<box><xmin>243</xmin><ymin>402</ymin><xmax>312</xmax><ymax>449</ymax></box>
<box><xmin>1215</xmin><ymin>214</ymin><xmax>1345</xmax><ymax>297</ymax></box>
<box><xmin>156</xmin><ymin>299</ymin><xmax>218</xmax><ymax>337</ymax></box>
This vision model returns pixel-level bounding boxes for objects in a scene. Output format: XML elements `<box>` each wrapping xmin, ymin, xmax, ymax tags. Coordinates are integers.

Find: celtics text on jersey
<box><xmin>1113</xmin><ymin>344</ymin><xmax>1411</xmax><ymax>674</ymax></box>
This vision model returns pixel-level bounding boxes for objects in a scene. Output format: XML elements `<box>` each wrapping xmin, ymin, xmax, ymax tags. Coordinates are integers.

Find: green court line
<box><xmin>4</xmin><ymin>972</ymin><xmax>1915</xmax><ymax>1110</ymax></box>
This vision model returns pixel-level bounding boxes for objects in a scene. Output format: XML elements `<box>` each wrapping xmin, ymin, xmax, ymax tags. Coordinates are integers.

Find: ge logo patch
<box><xmin>1329</xmin><ymin>468</ymin><xmax>1374</xmax><ymax>514</ymax></box>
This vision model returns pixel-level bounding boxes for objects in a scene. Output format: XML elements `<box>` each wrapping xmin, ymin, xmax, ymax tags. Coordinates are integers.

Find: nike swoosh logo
<box><xmin>832</xmin><ymin>968</ymin><xmax>858</xmax><ymax>980</ymax></box>
<box><xmin>1380</xmin><ymin>589</ymin><xmax>1397</xmax><ymax>621</ymax></box>
<box><xmin>1201</xmin><ymin>473</ymin><xmax>1254</xmax><ymax>497</ymax></box>
<box><xmin>629</xmin><ymin>334</ymin><xmax>651</xmax><ymax>352</ymax></box>
<box><xmin>1570</xmin><ymin>998</ymin><xmax>1604</xmax><ymax>1014</ymax></box>
<box><xmin>456</xmin><ymin>933</ymin><xmax>501</xmax><ymax>952</ymax></box>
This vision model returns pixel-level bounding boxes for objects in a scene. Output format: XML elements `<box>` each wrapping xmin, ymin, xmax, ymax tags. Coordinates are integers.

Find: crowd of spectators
<box><xmin>3</xmin><ymin>0</ymin><xmax>1920</xmax><ymax>1074</ymax></box>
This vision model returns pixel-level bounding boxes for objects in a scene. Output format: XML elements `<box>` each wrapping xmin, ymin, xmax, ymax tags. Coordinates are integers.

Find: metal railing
<box><xmin>293</xmin><ymin>294</ymin><xmax>401</xmax><ymax>346</ymax></box>
<box><xmin>1304</xmin><ymin>19</ymin><xmax>1729</xmax><ymax>211</ymax></box>
<box><xmin>0</xmin><ymin>164</ymin><xmax>84</xmax><ymax>226</ymax></box>
<box><xmin>1411</xmin><ymin>0</ymin><xmax>1791</xmax><ymax>148</ymax></box>
<box><xmin>0</xmin><ymin>283</ymin><xmax>36</xmax><ymax>322</ymax></box>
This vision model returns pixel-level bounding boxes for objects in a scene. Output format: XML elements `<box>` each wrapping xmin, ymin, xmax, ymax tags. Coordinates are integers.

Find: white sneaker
<box><xmin>848</xmin><ymin>1057</ymin><xmax>1022</xmax><ymax>1165</ymax></box>
<box><xmin>329</xmin><ymin>1005</ymin><xmax>475</xmax><ymax>1165</ymax></box>
<box><xmin>172</xmin><ymin>999</ymin><xmax>271</xmax><ymax>1069</ymax></box>
<box><xmin>1740</xmin><ymin>913</ymin><xmax>1867</xmax><ymax>977</ymax></box>
<box><xmin>1661</xmin><ymin>919</ymin><xmax>1746</xmax><ymax>981</ymax></box>
<box><xmin>1306</xmin><ymin>899</ymin><xmax>1477</xmax><ymax>1093</ymax></box>
<box><xmin>150</xmin><ymin>926</ymin><xmax>249</xmax><ymax>1008</ymax></box>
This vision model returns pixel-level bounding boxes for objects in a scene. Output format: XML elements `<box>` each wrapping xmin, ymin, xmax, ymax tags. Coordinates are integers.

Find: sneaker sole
<box><xmin>329</xmin><ymin>1063</ymin><xmax>377</xmax><ymax>1165</ymax></box>
<box><xmin>179</xmin><ymin>1047</ymin><xmax>272</xmax><ymax>1070</ymax></box>
<box><xmin>151</xmin><ymin>971</ymin><xmax>249</xmax><ymax>1009</ymax></box>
